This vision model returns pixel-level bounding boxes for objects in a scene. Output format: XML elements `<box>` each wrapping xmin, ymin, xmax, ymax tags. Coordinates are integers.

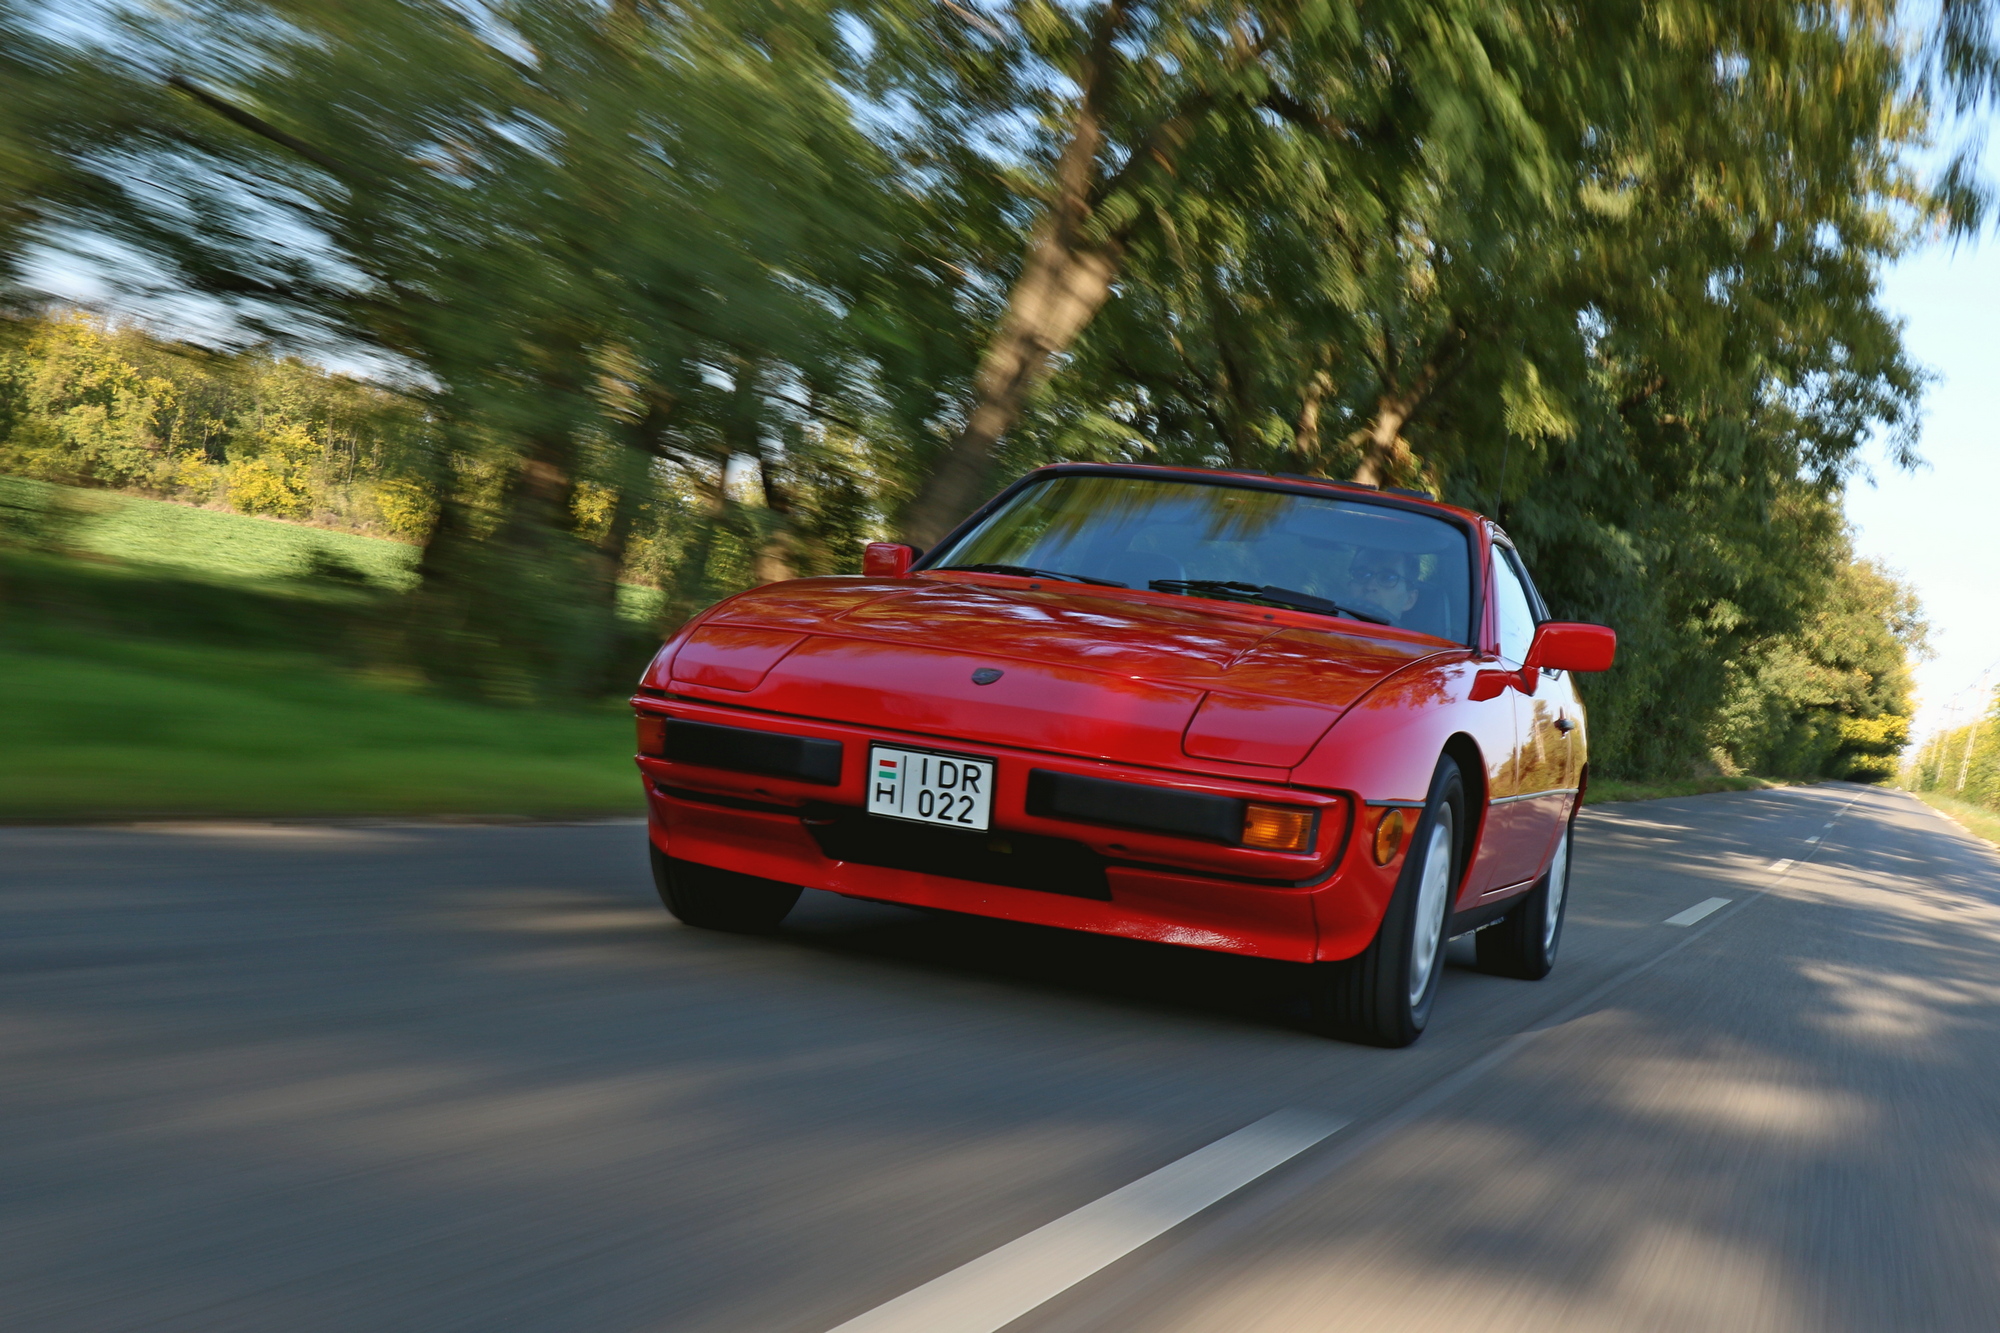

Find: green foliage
<box><xmin>0</xmin><ymin>0</ymin><xmax>1966</xmax><ymax>775</ymax></box>
<box><xmin>1908</xmin><ymin>691</ymin><xmax>2000</xmax><ymax>812</ymax></box>
<box><xmin>1710</xmin><ymin>556</ymin><xmax>1925</xmax><ymax>782</ymax></box>
<box><xmin>27</xmin><ymin>0</ymin><xmax>916</xmax><ymax>697</ymax></box>
<box><xmin>0</xmin><ymin>312</ymin><xmax>177</xmax><ymax>487</ymax></box>
<box><xmin>0</xmin><ymin>7</ymin><xmax>185</xmax><ymax>308</ymax></box>
<box><xmin>991</xmin><ymin>0</ymin><xmax>1941</xmax><ymax>779</ymax></box>
<box><xmin>0</xmin><ymin>311</ymin><xmax>435</xmax><ymax>537</ymax></box>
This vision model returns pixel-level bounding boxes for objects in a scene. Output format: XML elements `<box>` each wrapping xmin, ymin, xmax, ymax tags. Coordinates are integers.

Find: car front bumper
<box><xmin>634</xmin><ymin>696</ymin><xmax>1407</xmax><ymax>963</ymax></box>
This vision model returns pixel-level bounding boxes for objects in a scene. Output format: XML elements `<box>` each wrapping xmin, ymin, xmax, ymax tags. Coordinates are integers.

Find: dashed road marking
<box><xmin>1770</xmin><ymin>858</ymin><xmax>1796</xmax><ymax>874</ymax></box>
<box><xmin>1664</xmin><ymin>897</ymin><xmax>1732</xmax><ymax>927</ymax></box>
<box><xmin>822</xmin><ymin>1109</ymin><xmax>1347</xmax><ymax>1333</ymax></box>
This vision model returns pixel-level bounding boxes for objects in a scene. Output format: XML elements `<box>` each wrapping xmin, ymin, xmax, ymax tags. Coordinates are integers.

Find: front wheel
<box><xmin>1476</xmin><ymin>819</ymin><xmax>1571</xmax><ymax>980</ymax></box>
<box><xmin>651</xmin><ymin>846</ymin><xmax>801</xmax><ymax>933</ymax></box>
<box><xmin>1308</xmin><ymin>756</ymin><xmax>1465</xmax><ymax>1047</ymax></box>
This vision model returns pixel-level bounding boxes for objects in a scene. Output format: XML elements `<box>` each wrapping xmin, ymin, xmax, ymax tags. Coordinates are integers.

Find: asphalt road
<box><xmin>4</xmin><ymin>784</ymin><xmax>1998</xmax><ymax>1332</ymax></box>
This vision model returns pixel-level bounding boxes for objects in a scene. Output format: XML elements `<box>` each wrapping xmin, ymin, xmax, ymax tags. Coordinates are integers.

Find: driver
<box><xmin>1345</xmin><ymin>549</ymin><xmax>1421</xmax><ymax>624</ymax></box>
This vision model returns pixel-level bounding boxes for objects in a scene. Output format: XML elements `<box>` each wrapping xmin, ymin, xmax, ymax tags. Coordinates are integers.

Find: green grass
<box><xmin>1</xmin><ymin>473</ymin><xmax>419</xmax><ymax>589</ymax></box>
<box><xmin>0</xmin><ymin>623</ymin><xmax>643</xmax><ymax>821</ymax></box>
<box><xmin>1910</xmin><ymin>791</ymin><xmax>2000</xmax><ymax>849</ymax></box>
<box><xmin>2</xmin><ymin>475</ymin><xmax>655</xmax><ymax>821</ymax></box>
<box><xmin>1584</xmin><ymin>774</ymin><xmax>1795</xmax><ymax>805</ymax></box>
<box><xmin>2</xmin><ymin>475</ymin><xmax>663</xmax><ymax>618</ymax></box>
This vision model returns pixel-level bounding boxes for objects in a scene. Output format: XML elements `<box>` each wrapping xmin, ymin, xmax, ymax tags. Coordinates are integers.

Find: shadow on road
<box><xmin>1067</xmin><ymin>786</ymin><xmax>2000</xmax><ymax>1333</ymax></box>
<box><xmin>3</xmin><ymin>786</ymin><xmax>1997</xmax><ymax>1332</ymax></box>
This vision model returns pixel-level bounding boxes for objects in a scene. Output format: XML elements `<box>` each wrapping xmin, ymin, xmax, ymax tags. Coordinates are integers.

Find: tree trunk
<box><xmin>1197</xmin><ymin>257</ymin><xmax>1258</xmax><ymax>468</ymax></box>
<box><xmin>898</xmin><ymin>2</ymin><xmax>1130</xmax><ymax>549</ymax></box>
<box><xmin>591</xmin><ymin>438</ymin><xmax>654</xmax><ymax>607</ymax></box>
<box><xmin>1349</xmin><ymin>392</ymin><xmax>1417</xmax><ymax>488</ymax></box>
<box><xmin>902</xmin><ymin>240</ymin><xmax>1123</xmax><ymax>549</ymax></box>
<box><xmin>411</xmin><ymin>414</ymin><xmax>617</xmax><ymax>698</ymax></box>
<box><xmin>750</xmin><ymin>446</ymin><xmax>795</xmax><ymax>583</ymax></box>
<box><xmin>603</xmin><ymin>389</ymin><xmax>675</xmax><ymax>592</ymax></box>
<box><xmin>1347</xmin><ymin>331</ymin><xmax>1468</xmax><ymax>487</ymax></box>
<box><xmin>661</xmin><ymin>458</ymin><xmax>732</xmax><ymax>631</ymax></box>
<box><xmin>1291</xmin><ymin>358</ymin><xmax>1334</xmax><ymax>473</ymax></box>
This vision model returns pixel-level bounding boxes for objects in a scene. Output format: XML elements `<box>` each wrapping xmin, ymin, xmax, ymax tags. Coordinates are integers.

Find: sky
<box><xmin>1845</xmin><ymin>232</ymin><xmax>2000</xmax><ymax>745</ymax></box>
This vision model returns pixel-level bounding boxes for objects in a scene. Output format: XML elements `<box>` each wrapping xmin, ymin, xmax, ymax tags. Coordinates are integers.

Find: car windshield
<box><xmin>932</xmin><ymin>474</ymin><xmax>1474</xmax><ymax>644</ymax></box>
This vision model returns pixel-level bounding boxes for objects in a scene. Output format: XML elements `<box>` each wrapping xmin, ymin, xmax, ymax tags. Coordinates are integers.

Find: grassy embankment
<box><xmin>1583</xmin><ymin>775</ymin><xmax>1793</xmax><ymax>805</ymax></box>
<box><xmin>2</xmin><ymin>478</ymin><xmax>647</xmax><ymax>821</ymax></box>
<box><xmin>1909</xmin><ymin>791</ymin><xmax>2000</xmax><ymax>848</ymax></box>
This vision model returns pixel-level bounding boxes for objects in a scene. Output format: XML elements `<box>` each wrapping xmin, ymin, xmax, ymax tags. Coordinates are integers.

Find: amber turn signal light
<box><xmin>1241</xmin><ymin>803</ymin><xmax>1316</xmax><ymax>853</ymax></box>
<box><xmin>635</xmin><ymin>713</ymin><xmax>667</xmax><ymax>757</ymax></box>
<box><xmin>1372</xmin><ymin>808</ymin><xmax>1407</xmax><ymax>865</ymax></box>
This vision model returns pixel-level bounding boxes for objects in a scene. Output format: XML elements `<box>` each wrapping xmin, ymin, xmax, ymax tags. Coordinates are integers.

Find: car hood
<box><xmin>654</xmin><ymin>576</ymin><xmax>1454</xmax><ymax>772</ymax></box>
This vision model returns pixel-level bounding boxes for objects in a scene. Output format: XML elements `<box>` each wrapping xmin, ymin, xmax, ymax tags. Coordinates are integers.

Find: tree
<box><xmin>0</xmin><ymin>3</ymin><xmax>182</xmax><ymax>307</ymax></box>
<box><xmin>3</xmin><ymin>0</ymin><xmax>1981</xmax><ymax>784</ymax></box>
<box><xmin>51</xmin><ymin>0</ymin><xmax>901</xmax><ymax>694</ymax></box>
<box><xmin>877</xmin><ymin>0</ymin><xmax>1582</xmax><ymax>543</ymax></box>
<box><xmin>984</xmin><ymin>0</ymin><xmax>1953</xmax><ymax>775</ymax></box>
<box><xmin>1713</xmin><ymin>555</ymin><xmax>1927</xmax><ymax>780</ymax></box>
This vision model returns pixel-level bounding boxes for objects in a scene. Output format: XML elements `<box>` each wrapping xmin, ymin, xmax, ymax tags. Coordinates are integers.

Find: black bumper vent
<box><xmin>664</xmin><ymin>719</ymin><xmax>843</xmax><ymax>785</ymax></box>
<box><xmin>1026</xmin><ymin>769</ymin><xmax>1244</xmax><ymax>844</ymax></box>
<box><xmin>805</xmin><ymin>810</ymin><xmax>1109</xmax><ymax>900</ymax></box>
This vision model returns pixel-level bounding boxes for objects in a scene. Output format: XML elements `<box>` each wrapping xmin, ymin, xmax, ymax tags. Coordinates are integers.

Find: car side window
<box><xmin>1508</xmin><ymin>547</ymin><xmax>1550</xmax><ymax>621</ymax></box>
<box><xmin>1491</xmin><ymin>548</ymin><xmax>1537</xmax><ymax>664</ymax></box>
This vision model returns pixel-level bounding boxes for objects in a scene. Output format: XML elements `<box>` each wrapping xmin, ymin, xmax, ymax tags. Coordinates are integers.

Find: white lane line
<box><xmin>1664</xmin><ymin>897</ymin><xmax>1732</xmax><ymax>927</ymax></box>
<box><xmin>823</xmin><ymin>1109</ymin><xmax>1346</xmax><ymax>1333</ymax></box>
<box><xmin>1770</xmin><ymin>858</ymin><xmax>1795</xmax><ymax>874</ymax></box>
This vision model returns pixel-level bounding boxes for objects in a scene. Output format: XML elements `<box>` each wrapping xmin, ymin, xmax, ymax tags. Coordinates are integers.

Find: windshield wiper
<box><xmin>941</xmin><ymin>563</ymin><xmax>1128</xmax><ymax>588</ymax></box>
<box><xmin>1149</xmin><ymin>579</ymin><xmax>1390</xmax><ymax>625</ymax></box>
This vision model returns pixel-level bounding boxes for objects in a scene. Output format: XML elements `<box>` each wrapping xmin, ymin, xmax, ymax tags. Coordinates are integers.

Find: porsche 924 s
<box><xmin>631</xmin><ymin>463</ymin><xmax>1615</xmax><ymax>1045</ymax></box>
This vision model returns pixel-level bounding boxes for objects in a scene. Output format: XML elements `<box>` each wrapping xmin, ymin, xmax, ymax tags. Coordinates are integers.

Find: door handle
<box><xmin>1555</xmin><ymin>715</ymin><xmax>1577</xmax><ymax>735</ymax></box>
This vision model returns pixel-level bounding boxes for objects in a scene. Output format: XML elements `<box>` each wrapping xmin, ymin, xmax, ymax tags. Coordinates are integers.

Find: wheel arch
<box><xmin>1440</xmin><ymin>730</ymin><xmax>1485</xmax><ymax>880</ymax></box>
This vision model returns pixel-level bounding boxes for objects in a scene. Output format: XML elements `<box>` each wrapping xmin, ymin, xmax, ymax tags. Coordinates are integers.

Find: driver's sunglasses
<box><xmin>1357</xmin><ymin>567</ymin><xmax>1409</xmax><ymax>590</ymax></box>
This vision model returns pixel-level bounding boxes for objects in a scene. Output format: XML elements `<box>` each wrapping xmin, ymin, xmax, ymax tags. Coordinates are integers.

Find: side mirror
<box><xmin>863</xmin><ymin>542</ymin><xmax>920</xmax><ymax>578</ymax></box>
<box><xmin>1524</xmin><ymin>622</ymin><xmax>1617</xmax><ymax>673</ymax></box>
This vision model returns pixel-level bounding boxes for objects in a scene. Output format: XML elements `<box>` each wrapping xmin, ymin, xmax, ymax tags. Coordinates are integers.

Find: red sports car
<box><xmin>631</xmin><ymin>463</ymin><xmax>1615</xmax><ymax>1045</ymax></box>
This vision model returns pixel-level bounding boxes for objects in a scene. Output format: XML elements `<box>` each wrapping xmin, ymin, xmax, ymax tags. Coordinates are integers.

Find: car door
<box><xmin>1506</xmin><ymin>546</ymin><xmax>1581</xmax><ymax>872</ymax></box>
<box><xmin>1474</xmin><ymin>545</ymin><xmax>1549</xmax><ymax>893</ymax></box>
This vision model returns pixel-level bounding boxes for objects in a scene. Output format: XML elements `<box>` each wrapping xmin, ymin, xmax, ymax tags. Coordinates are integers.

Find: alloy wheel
<box><xmin>1543</xmin><ymin>828</ymin><xmax>1571</xmax><ymax>953</ymax></box>
<box><xmin>1407</xmin><ymin>811</ymin><xmax>1455</xmax><ymax>1006</ymax></box>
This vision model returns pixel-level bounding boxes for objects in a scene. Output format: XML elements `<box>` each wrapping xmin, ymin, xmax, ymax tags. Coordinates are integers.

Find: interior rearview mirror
<box><xmin>1523</xmin><ymin>622</ymin><xmax>1617</xmax><ymax>673</ymax></box>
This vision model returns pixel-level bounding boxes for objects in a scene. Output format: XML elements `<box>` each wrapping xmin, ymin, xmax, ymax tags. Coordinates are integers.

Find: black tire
<box><xmin>650</xmin><ymin>846</ymin><xmax>801</xmax><ymax>933</ymax></box>
<box><xmin>1476</xmin><ymin>818</ymin><xmax>1572</xmax><ymax>980</ymax></box>
<box><xmin>1309</xmin><ymin>756</ymin><xmax>1466</xmax><ymax>1047</ymax></box>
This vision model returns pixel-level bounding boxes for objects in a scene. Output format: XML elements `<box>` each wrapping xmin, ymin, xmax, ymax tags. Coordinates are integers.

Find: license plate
<box><xmin>867</xmin><ymin>745</ymin><xmax>994</xmax><ymax>831</ymax></box>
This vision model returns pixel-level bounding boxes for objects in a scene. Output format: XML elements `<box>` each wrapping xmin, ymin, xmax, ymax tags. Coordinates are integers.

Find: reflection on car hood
<box><xmin>664</xmin><ymin>576</ymin><xmax>1454</xmax><ymax>771</ymax></box>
